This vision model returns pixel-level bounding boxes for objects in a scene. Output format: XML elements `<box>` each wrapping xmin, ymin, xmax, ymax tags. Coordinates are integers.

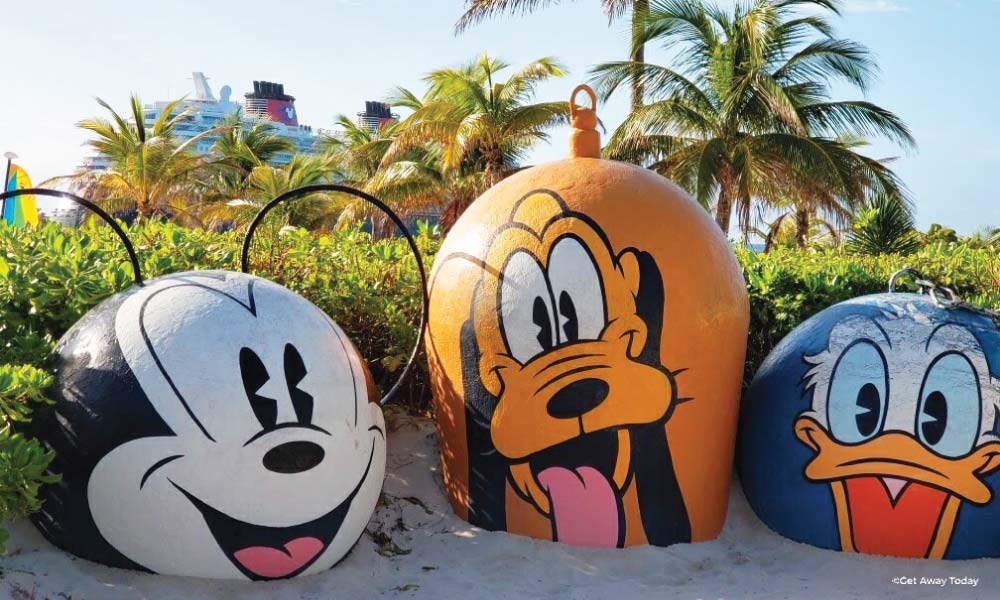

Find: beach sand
<box><xmin>2</xmin><ymin>411</ymin><xmax>996</xmax><ymax>600</ymax></box>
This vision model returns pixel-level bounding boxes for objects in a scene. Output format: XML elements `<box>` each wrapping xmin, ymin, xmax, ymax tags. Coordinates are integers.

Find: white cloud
<box><xmin>840</xmin><ymin>0</ymin><xmax>908</xmax><ymax>13</ymax></box>
<box><xmin>790</xmin><ymin>0</ymin><xmax>908</xmax><ymax>16</ymax></box>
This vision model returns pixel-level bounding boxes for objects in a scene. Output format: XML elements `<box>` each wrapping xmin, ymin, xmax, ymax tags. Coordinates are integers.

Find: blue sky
<box><xmin>1</xmin><ymin>0</ymin><xmax>997</xmax><ymax>233</ymax></box>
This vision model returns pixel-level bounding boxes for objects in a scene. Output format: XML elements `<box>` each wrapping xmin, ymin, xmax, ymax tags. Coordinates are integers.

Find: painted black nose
<box><xmin>546</xmin><ymin>378</ymin><xmax>610</xmax><ymax>419</ymax></box>
<box><xmin>263</xmin><ymin>441</ymin><xmax>325</xmax><ymax>474</ymax></box>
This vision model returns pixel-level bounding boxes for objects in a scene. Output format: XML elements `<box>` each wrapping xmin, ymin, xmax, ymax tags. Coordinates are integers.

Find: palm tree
<box><xmin>383</xmin><ymin>54</ymin><xmax>569</xmax><ymax>223</ymax></box>
<box><xmin>320</xmin><ymin>115</ymin><xmax>455</xmax><ymax>234</ymax></box>
<box><xmin>845</xmin><ymin>193</ymin><xmax>922</xmax><ymax>255</ymax></box>
<box><xmin>761</xmin><ymin>210</ymin><xmax>839</xmax><ymax>251</ymax></box>
<box><xmin>987</xmin><ymin>228</ymin><xmax>1000</xmax><ymax>249</ymax></box>
<box><xmin>922</xmin><ymin>223</ymin><xmax>959</xmax><ymax>246</ymax></box>
<box><xmin>455</xmin><ymin>0</ymin><xmax>650</xmax><ymax>110</ymax></box>
<box><xmin>198</xmin><ymin>111</ymin><xmax>295</xmax><ymax>207</ymax></box>
<box><xmin>200</xmin><ymin>154</ymin><xmax>340</xmax><ymax>230</ymax></box>
<box><xmin>73</xmin><ymin>95</ymin><xmax>217</xmax><ymax>223</ymax></box>
<box><xmin>767</xmin><ymin>140</ymin><xmax>903</xmax><ymax>247</ymax></box>
<box><xmin>213</xmin><ymin>111</ymin><xmax>294</xmax><ymax>172</ymax></box>
<box><xmin>321</xmin><ymin>115</ymin><xmax>397</xmax><ymax>186</ymax></box>
<box><xmin>593</xmin><ymin>0</ymin><xmax>914</xmax><ymax>234</ymax></box>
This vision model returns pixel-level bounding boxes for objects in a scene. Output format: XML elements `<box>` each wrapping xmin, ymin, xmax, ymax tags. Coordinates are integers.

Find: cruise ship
<box><xmin>81</xmin><ymin>72</ymin><xmax>333</xmax><ymax>170</ymax></box>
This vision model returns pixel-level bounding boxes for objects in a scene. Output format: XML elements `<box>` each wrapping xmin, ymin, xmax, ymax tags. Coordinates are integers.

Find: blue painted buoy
<box><xmin>739</xmin><ymin>287</ymin><xmax>1000</xmax><ymax>559</ymax></box>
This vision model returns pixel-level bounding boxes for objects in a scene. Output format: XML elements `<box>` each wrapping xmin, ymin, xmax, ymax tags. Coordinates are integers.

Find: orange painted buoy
<box><xmin>425</xmin><ymin>85</ymin><xmax>749</xmax><ymax>547</ymax></box>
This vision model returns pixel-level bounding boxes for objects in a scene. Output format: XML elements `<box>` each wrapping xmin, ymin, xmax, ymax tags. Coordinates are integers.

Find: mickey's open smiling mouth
<box><xmin>170</xmin><ymin>442</ymin><xmax>378</xmax><ymax>580</ymax></box>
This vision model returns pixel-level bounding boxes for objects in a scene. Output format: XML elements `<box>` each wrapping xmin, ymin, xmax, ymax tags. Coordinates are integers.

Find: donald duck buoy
<box><xmin>740</xmin><ymin>270</ymin><xmax>1000</xmax><ymax>559</ymax></box>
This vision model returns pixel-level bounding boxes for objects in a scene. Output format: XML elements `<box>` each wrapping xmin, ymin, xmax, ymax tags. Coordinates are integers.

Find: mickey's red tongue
<box><xmin>845</xmin><ymin>476</ymin><xmax>950</xmax><ymax>558</ymax></box>
<box><xmin>537</xmin><ymin>466</ymin><xmax>620</xmax><ymax>547</ymax></box>
<box><xmin>232</xmin><ymin>537</ymin><xmax>324</xmax><ymax>579</ymax></box>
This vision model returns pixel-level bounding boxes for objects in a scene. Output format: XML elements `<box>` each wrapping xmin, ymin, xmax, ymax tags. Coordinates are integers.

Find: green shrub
<box><xmin>242</xmin><ymin>224</ymin><xmax>437</xmax><ymax>404</ymax></box>
<box><xmin>739</xmin><ymin>244</ymin><xmax>1000</xmax><ymax>390</ymax></box>
<box><xmin>845</xmin><ymin>194</ymin><xmax>924</xmax><ymax>256</ymax></box>
<box><xmin>1</xmin><ymin>220</ymin><xmax>436</xmax><ymax>395</ymax></box>
<box><xmin>0</xmin><ymin>364</ymin><xmax>59</xmax><ymax>553</ymax></box>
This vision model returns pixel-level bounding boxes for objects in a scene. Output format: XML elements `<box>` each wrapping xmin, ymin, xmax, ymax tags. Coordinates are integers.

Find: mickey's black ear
<box><xmin>459</xmin><ymin>319</ymin><xmax>506</xmax><ymax>531</ymax></box>
<box><xmin>629</xmin><ymin>250</ymin><xmax>665</xmax><ymax>366</ymax></box>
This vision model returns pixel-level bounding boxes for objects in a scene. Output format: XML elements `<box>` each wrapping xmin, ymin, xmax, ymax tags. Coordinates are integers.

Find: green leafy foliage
<box><xmin>243</xmin><ymin>224</ymin><xmax>438</xmax><ymax>402</ymax></box>
<box><xmin>1</xmin><ymin>219</ymin><xmax>437</xmax><ymax>404</ymax></box>
<box><xmin>845</xmin><ymin>194</ymin><xmax>923</xmax><ymax>255</ymax></box>
<box><xmin>0</xmin><ymin>365</ymin><xmax>59</xmax><ymax>553</ymax></box>
<box><xmin>739</xmin><ymin>244</ymin><xmax>1000</xmax><ymax>390</ymax></box>
<box><xmin>0</xmin><ymin>365</ymin><xmax>54</xmax><ymax>423</ymax></box>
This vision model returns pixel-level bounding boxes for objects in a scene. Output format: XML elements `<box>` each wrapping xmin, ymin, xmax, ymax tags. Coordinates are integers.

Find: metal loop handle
<box><xmin>888</xmin><ymin>267</ymin><xmax>1000</xmax><ymax>324</ymax></box>
<box><xmin>887</xmin><ymin>268</ymin><xmax>933</xmax><ymax>294</ymax></box>
<box><xmin>569</xmin><ymin>84</ymin><xmax>597</xmax><ymax>119</ymax></box>
<box><xmin>928</xmin><ymin>285</ymin><xmax>960</xmax><ymax>308</ymax></box>
<box><xmin>240</xmin><ymin>184</ymin><xmax>429</xmax><ymax>407</ymax></box>
<box><xmin>0</xmin><ymin>187</ymin><xmax>144</xmax><ymax>286</ymax></box>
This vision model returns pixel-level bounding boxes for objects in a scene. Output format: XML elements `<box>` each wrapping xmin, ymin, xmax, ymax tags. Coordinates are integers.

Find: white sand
<box><xmin>3</xmin><ymin>412</ymin><xmax>996</xmax><ymax>600</ymax></box>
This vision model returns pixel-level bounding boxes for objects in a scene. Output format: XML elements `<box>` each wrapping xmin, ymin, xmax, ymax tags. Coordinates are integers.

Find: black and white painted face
<box><xmin>87</xmin><ymin>271</ymin><xmax>385</xmax><ymax>580</ymax></box>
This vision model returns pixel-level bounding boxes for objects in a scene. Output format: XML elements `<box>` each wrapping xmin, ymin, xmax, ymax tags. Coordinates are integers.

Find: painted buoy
<box><xmin>739</xmin><ymin>271</ymin><xmax>1000</xmax><ymax>559</ymax></box>
<box><xmin>11</xmin><ymin>187</ymin><xmax>427</xmax><ymax>580</ymax></box>
<box><xmin>424</xmin><ymin>86</ymin><xmax>749</xmax><ymax>547</ymax></box>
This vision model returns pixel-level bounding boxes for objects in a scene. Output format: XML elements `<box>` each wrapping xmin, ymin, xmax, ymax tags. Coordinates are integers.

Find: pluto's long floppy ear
<box><xmin>460</xmin><ymin>319</ymin><xmax>506</xmax><ymax>531</ymax></box>
<box><xmin>631</xmin><ymin>249</ymin><xmax>665</xmax><ymax>366</ymax></box>
<box><xmin>623</xmin><ymin>249</ymin><xmax>692</xmax><ymax>546</ymax></box>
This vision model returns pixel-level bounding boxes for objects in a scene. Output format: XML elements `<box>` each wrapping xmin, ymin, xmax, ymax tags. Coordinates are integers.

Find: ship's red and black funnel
<box><xmin>245</xmin><ymin>80</ymin><xmax>299</xmax><ymax>126</ymax></box>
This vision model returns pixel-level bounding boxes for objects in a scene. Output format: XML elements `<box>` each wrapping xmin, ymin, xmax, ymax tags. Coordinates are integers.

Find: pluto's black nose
<box><xmin>263</xmin><ymin>441</ymin><xmax>325</xmax><ymax>474</ymax></box>
<box><xmin>546</xmin><ymin>378</ymin><xmax>610</xmax><ymax>419</ymax></box>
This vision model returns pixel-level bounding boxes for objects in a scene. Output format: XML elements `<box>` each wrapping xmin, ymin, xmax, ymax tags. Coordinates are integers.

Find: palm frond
<box><xmin>797</xmin><ymin>101</ymin><xmax>916</xmax><ymax>149</ymax></box>
<box><xmin>454</xmin><ymin>0</ymin><xmax>562</xmax><ymax>32</ymax></box>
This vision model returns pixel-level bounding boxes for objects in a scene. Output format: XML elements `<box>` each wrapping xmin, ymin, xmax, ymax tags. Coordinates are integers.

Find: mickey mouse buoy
<box><xmin>739</xmin><ymin>270</ymin><xmax>1000</xmax><ymax>559</ymax></box>
<box><xmin>7</xmin><ymin>186</ymin><xmax>428</xmax><ymax>579</ymax></box>
<box><xmin>424</xmin><ymin>86</ymin><xmax>749</xmax><ymax>547</ymax></box>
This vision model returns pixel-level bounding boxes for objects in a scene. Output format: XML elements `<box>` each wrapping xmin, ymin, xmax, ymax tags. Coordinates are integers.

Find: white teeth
<box><xmin>881</xmin><ymin>476</ymin><xmax>908</xmax><ymax>501</ymax></box>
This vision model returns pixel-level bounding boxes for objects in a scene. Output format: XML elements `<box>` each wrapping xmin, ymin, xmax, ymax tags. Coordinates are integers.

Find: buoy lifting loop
<box><xmin>0</xmin><ymin>187</ymin><xmax>144</xmax><ymax>286</ymax></box>
<box><xmin>888</xmin><ymin>267</ymin><xmax>1000</xmax><ymax>324</ymax></box>
<box><xmin>240</xmin><ymin>184</ymin><xmax>429</xmax><ymax>407</ymax></box>
<box><xmin>569</xmin><ymin>84</ymin><xmax>597</xmax><ymax>119</ymax></box>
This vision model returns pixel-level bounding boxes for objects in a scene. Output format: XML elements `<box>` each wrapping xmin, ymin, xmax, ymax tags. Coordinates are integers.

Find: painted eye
<box><xmin>284</xmin><ymin>344</ymin><xmax>313</xmax><ymax>425</ymax></box>
<box><xmin>500</xmin><ymin>252</ymin><xmax>555</xmax><ymax>364</ymax></box>
<box><xmin>547</xmin><ymin>237</ymin><xmax>606</xmax><ymax>343</ymax></box>
<box><xmin>918</xmin><ymin>353</ymin><xmax>980</xmax><ymax>457</ymax></box>
<box><xmin>240</xmin><ymin>347</ymin><xmax>277</xmax><ymax>429</ymax></box>
<box><xmin>827</xmin><ymin>340</ymin><xmax>888</xmax><ymax>444</ymax></box>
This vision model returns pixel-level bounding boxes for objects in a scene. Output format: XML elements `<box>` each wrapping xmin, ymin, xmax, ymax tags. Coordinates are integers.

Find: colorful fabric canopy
<box><xmin>3</xmin><ymin>164</ymin><xmax>39</xmax><ymax>227</ymax></box>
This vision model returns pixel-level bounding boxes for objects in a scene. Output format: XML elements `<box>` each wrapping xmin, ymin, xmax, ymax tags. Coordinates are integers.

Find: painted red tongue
<box><xmin>845</xmin><ymin>476</ymin><xmax>949</xmax><ymax>558</ymax></box>
<box><xmin>232</xmin><ymin>537</ymin><xmax>324</xmax><ymax>579</ymax></box>
<box><xmin>537</xmin><ymin>466</ymin><xmax>619</xmax><ymax>547</ymax></box>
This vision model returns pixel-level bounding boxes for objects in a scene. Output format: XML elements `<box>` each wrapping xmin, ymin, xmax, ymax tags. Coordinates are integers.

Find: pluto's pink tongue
<box><xmin>537</xmin><ymin>466</ymin><xmax>619</xmax><ymax>547</ymax></box>
<box><xmin>232</xmin><ymin>537</ymin><xmax>324</xmax><ymax>579</ymax></box>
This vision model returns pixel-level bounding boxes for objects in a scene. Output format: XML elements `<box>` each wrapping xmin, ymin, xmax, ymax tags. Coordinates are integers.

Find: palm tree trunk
<box><xmin>630</xmin><ymin>0</ymin><xmax>649</xmax><ymax>111</ymax></box>
<box><xmin>440</xmin><ymin>199</ymin><xmax>461</xmax><ymax>234</ymax></box>
<box><xmin>484</xmin><ymin>149</ymin><xmax>505</xmax><ymax>188</ymax></box>
<box><xmin>795</xmin><ymin>206</ymin><xmax>810</xmax><ymax>248</ymax></box>
<box><xmin>714</xmin><ymin>183</ymin><xmax>733</xmax><ymax>234</ymax></box>
<box><xmin>135</xmin><ymin>202</ymin><xmax>151</xmax><ymax>224</ymax></box>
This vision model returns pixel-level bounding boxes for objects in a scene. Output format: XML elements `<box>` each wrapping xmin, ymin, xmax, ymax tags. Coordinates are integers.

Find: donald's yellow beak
<box><xmin>794</xmin><ymin>415</ymin><xmax>1000</xmax><ymax>558</ymax></box>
